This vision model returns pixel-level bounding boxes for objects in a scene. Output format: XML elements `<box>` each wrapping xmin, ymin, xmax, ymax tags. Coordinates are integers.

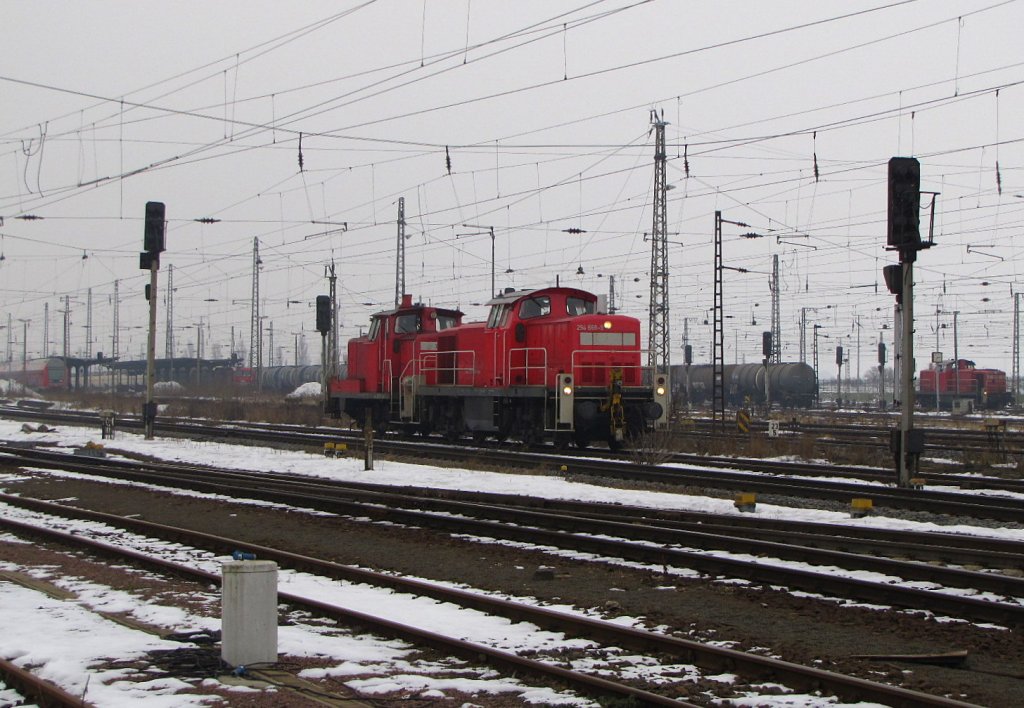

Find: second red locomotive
<box><xmin>326</xmin><ymin>286</ymin><xmax>669</xmax><ymax>448</ymax></box>
<box><xmin>918</xmin><ymin>358</ymin><xmax>1012</xmax><ymax>410</ymax></box>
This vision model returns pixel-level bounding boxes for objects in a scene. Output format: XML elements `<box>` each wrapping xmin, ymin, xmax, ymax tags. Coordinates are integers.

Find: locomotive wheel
<box><xmin>553</xmin><ymin>432</ymin><xmax>572</xmax><ymax>450</ymax></box>
<box><xmin>471</xmin><ymin>431</ymin><xmax>488</xmax><ymax>444</ymax></box>
<box><xmin>573</xmin><ymin>432</ymin><xmax>591</xmax><ymax>450</ymax></box>
<box><xmin>519</xmin><ymin>428</ymin><xmax>540</xmax><ymax>448</ymax></box>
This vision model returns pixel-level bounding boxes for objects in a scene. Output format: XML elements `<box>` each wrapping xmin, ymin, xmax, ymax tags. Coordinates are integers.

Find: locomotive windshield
<box><xmin>566</xmin><ymin>297</ymin><xmax>594</xmax><ymax>316</ymax></box>
<box><xmin>394</xmin><ymin>313</ymin><xmax>420</xmax><ymax>334</ymax></box>
<box><xmin>367</xmin><ymin>318</ymin><xmax>381</xmax><ymax>340</ymax></box>
<box><xmin>519</xmin><ymin>296</ymin><xmax>550</xmax><ymax>319</ymax></box>
<box><xmin>486</xmin><ymin>304</ymin><xmax>512</xmax><ymax>328</ymax></box>
<box><xmin>435</xmin><ymin>314</ymin><xmax>458</xmax><ymax>330</ymax></box>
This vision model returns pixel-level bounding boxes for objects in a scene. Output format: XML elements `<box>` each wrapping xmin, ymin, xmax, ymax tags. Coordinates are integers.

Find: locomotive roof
<box><xmin>485</xmin><ymin>286</ymin><xmax>596</xmax><ymax>306</ymax></box>
<box><xmin>372</xmin><ymin>301</ymin><xmax>463</xmax><ymax>318</ymax></box>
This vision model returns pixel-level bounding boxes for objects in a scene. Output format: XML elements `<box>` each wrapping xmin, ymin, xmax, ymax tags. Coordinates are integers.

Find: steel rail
<box><xmin>0</xmin><ymin>514</ymin><xmax>688</xmax><ymax>707</ymax></box>
<box><xmin>5</xmin><ymin>406</ymin><xmax>1024</xmax><ymax>501</ymax></box>
<box><xmin>3</xmin><ymin>449</ymin><xmax>1023</xmax><ymax>628</ymax></box>
<box><xmin>0</xmin><ymin>657</ymin><xmax>92</xmax><ymax>708</ymax></box>
<box><xmin>0</xmin><ymin>499</ymin><xmax>981</xmax><ymax>708</ymax></box>
<box><xmin>9</xmin><ymin>441</ymin><xmax>1023</xmax><ymax>571</ymax></box>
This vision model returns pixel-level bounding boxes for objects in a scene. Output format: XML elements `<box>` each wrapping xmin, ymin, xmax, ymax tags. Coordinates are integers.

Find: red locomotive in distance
<box><xmin>918</xmin><ymin>358</ymin><xmax>1013</xmax><ymax>411</ymax></box>
<box><xmin>326</xmin><ymin>286</ymin><xmax>670</xmax><ymax>448</ymax></box>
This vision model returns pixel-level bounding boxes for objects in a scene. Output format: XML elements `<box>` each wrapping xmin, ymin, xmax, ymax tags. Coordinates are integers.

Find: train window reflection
<box><xmin>519</xmin><ymin>296</ymin><xmax>550</xmax><ymax>319</ymax></box>
<box><xmin>395</xmin><ymin>314</ymin><xmax>420</xmax><ymax>333</ymax></box>
<box><xmin>435</xmin><ymin>315</ymin><xmax>458</xmax><ymax>330</ymax></box>
<box><xmin>566</xmin><ymin>297</ymin><xmax>594</xmax><ymax>316</ymax></box>
<box><xmin>487</xmin><ymin>304</ymin><xmax>511</xmax><ymax>328</ymax></box>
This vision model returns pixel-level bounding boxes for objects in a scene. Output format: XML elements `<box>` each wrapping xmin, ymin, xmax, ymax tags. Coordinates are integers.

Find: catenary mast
<box><xmin>648</xmin><ymin>111</ymin><xmax>670</xmax><ymax>374</ymax></box>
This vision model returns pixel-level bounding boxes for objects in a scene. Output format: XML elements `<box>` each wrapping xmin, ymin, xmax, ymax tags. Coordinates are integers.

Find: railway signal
<box><xmin>143</xmin><ymin>201</ymin><xmax>166</xmax><ymax>254</ymax></box>
<box><xmin>884</xmin><ymin>157</ymin><xmax>934</xmax><ymax>487</ymax></box>
<box><xmin>315</xmin><ymin>295</ymin><xmax>331</xmax><ymax>334</ymax></box>
<box><xmin>887</xmin><ymin>157</ymin><xmax>920</xmax><ymax>249</ymax></box>
<box><xmin>140</xmin><ymin>200</ymin><xmax>165</xmax><ymax>440</ymax></box>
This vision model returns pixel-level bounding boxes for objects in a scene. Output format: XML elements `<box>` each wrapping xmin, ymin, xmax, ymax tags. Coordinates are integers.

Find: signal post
<box><xmin>140</xmin><ymin>202</ymin><xmax>166</xmax><ymax>440</ymax></box>
<box><xmin>883</xmin><ymin>158</ymin><xmax>933</xmax><ymax>487</ymax></box>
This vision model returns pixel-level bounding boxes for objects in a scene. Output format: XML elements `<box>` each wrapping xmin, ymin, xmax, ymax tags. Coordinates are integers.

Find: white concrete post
<box><xmin>221</xmin><ymin>560</ymin><xmax>278</xmax><ymax>667</ymax></box>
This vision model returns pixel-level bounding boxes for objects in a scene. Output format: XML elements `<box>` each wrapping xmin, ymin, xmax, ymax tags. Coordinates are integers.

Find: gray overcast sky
<box><xmin>1</xmin><ymin>0</ymin><xmax>1023</xmax><ymax>377</ymax></box>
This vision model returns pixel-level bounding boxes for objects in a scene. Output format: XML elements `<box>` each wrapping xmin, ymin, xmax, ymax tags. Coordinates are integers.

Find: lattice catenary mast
<box><xmin>165</xmin><ymin>264</ymin><xmax>174</xmax><ymax>359</ymax></box>
<box><xmin>395</xmin><ymin>197</ymin><xmax>406</xmax><ymax>306</ymax></box>
<box><xmin>112</xmin><ymin>280</ymin><xmax>119</xmax><ymax>363</ymax></box>
<box><xmin>250</xmin><ymin>238</ymin><xmax>261</xmax><ymax>370</ymax></box>
<box><xmin>648</xmin><ymin>112</ymin><xmax>670</xmax><ymax>373</ymax></box>
<box><xmin>770</xmin><ymin>255</ymin><xmax>781</xmax><ymax>363</ymax></box>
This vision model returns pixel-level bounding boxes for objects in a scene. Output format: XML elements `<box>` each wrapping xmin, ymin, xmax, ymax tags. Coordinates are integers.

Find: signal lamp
<box><xmin>603</xmin><ymin>321</ymin><xmax>612</xmax><ymax>329</ymax></box>
<box><xmin>562</xmin><ymin>385</ymin><xmax>573</xmax><ymax>395</ymax></box>
<box><xmin>887</xmin><ymin>157</ymin><xmax>921</xmax><ymax>249</ymax></box>
<box><xmin>143</xmin><ymin>201</ymin><xmax>166</xmax><ymax>254</ymax></box>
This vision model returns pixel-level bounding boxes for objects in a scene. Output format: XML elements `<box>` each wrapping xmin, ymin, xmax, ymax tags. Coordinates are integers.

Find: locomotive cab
<box><xmin>326</xmin><ymin>295</ymin><xmax>462</xmax><ymax>428</ymax></box>
<box><xmin>328</xmin><ymin>285</ymin><xmax>667</xmax><ymax>448</ymax></box>
<box><xmin>456</xmin><ymin>286</ymin><xmax>666</xmax><ymax>447</ymax></box>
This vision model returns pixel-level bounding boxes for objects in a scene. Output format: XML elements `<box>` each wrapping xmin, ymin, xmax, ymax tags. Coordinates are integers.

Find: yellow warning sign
<box><xmin>736</xmin><ymin>409</ymin><xmax>751</xmax><ymax>433</ymax></box>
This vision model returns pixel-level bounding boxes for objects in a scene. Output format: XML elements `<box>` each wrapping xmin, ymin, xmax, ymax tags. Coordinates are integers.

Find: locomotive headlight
<box><xmin>603</xmin><ymin>320</ymin><xmax>613</xmax><ymax>329</ymax></box>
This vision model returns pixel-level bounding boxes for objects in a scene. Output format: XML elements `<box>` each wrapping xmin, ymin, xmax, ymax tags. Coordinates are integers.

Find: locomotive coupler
<box><xmin>603</xmin><ymin>369</ymin><xmax>626</xmax><ymax>441</ymax></box>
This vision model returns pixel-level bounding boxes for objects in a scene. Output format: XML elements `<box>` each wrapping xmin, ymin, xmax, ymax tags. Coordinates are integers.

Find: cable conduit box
<box><xmin>221</xmin><ymin>560</ymin><xmax>278</xmax><ymax>667</ymax></box>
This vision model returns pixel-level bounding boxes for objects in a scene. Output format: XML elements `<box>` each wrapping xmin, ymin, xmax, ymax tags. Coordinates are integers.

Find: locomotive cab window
<box><xmin>487</xmin><ymin>304</ymin><xmax>512</xmax><ymax>329</ymax></box>
<box><xmin>519</xmin><ymin>296</ymin><xmax>550</xmax><ymax>320</ymax></box>
<box><xmin>367</xmin><ymin>318</ymin><xmax>382</xmax><ymax>341</ymax></box>
<box><xmin>566</xmin><ymin>297</ymin><xmax>594</xmax><ymax>316</ymax></box>
<box><xmin>435</xmin><ymin>314</ymin><xmax>458</xmax><ymax>331</ymax></box>
<box><xmin>394</xmin><ymin>313</ymin><xmax>420</xmax><ymax>334</ymax></box>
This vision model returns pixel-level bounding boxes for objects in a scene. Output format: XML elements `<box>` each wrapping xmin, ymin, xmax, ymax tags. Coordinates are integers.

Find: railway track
<box><xmin>3</xmin><ymin>444</ymin><xmax>1023</xmax><ymax>629</ymax></box>
<box><xmin>0</xmin><ymin>492</ymin><xmax>982</xmax><ymax>708</ymax></box>
<box><xmin>679</xmin><ymin>414</ymin><xmax>1024</xmax><ymax>458</ymax></box>
<box><xmin>4</xmin><ymin>405</ymin><xmax>1024</xmax><ymax>519</ymax></box>
<box><xmin>0</xmin><ymin>657</ymin><xmax>90</xmax><ymax>708</ymax></box>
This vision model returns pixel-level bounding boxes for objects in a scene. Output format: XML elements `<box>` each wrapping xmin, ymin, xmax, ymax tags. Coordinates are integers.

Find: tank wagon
<box><xmin>326</xmin><ymin>288</ymin><xmax>669</xmax><ymax>448</ymax></box>
<box><xmin>676</xmin><ymin>362</ymin><xmax>817</xmax><ymax>408</ymax></box>
<box><xmin>258</xmin><ymin>365</ymin><xmax>323</xmax><ymax>392</ymax></box>
<box><xmin>918</xmin><ymin>358</ymin><xmax>1012</xmax><ymax>410</ymax></box>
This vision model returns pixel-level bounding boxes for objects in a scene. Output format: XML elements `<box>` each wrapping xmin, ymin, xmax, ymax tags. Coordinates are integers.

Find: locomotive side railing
<box><xmin>379</xmin><ymin>359</ymin><xmax>394</xmax><ymax>393</ymax></box>
<box><xmin>395</xmin><ymin>358</ymin><xmax>422</xmax><ymax>421</ymax></box>
<box><xmin>506</xmin><ymin>347</ymin><xmax>547</xmax><ymax>386</ymax></box>
<box><xmin>418</xmin><ymin>349</ymin><xmax>476</xmax><ymax>386</ymax></box>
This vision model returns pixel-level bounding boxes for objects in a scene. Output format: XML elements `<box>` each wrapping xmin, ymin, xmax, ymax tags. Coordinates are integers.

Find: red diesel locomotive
<box><xmin>326</xmin><ymin>286</ymin><xmax>669</xmax><ymax>447</ymax></box>
<box><xmin>918</xmin><ymin>358</ymin><xmax>1013</xmax><ymax>410</ymax></box>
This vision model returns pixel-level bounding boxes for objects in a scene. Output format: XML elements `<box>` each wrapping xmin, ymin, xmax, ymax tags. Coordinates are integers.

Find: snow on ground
<box><xmin>1</xmin><ymin>417</ymin><xmax>1021</xmax><ymax>543</ymax></box>
<box><xmin>153</xmin><ymin>381</ymin><xmax>185</xmax><ymax>394</ymax></box>
<box><xmin>0</xmin><ymin>379</ymin><xmax>38</xmax><ymax>397</ymax></box>
<box><xmin>0</xmin><ymin>414</ymin><xmax>1018</xmax><ymax>705</ymax></box>
<box><xmin>285</xmin><ymin>381</ymin><xmax>321</xmax><ymax>399</ymax></box>
<box><xmin>0</xmin><ymin>571</ymin><xmax>215</xmax><ymax>707</ymax></box>
<box><xmin>0</xmin><ymin>504</ymin><xmax>873</xmax><ymax>707</ymax></box>
<box><xmin>0</xmin><ymin>553</ymin><xmax>593</xmax><ymax>708</ymax></box>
